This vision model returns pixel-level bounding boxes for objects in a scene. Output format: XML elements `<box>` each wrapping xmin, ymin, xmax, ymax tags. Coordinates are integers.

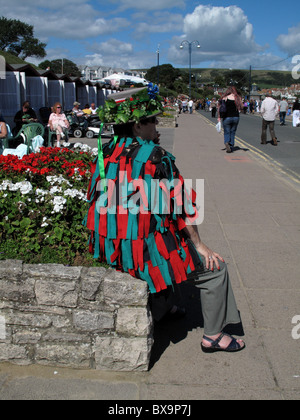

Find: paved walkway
<box><xmin>0</xmin><ymin>112</ymin><xmax>299</xmax><ymax>400</ymax></box>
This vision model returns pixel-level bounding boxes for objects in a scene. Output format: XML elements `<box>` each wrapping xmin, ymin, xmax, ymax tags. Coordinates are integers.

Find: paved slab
<box><xmin>0</xmin><ymin>113</ymin><xmax>299</xmax><ymax>401</ymax></box>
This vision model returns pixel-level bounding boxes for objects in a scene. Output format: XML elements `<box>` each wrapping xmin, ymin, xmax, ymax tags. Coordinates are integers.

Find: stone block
<box><xmin>116</xmin><ymin>307</ymin><xmax>152</xmax><ymax>337</ymax></box>
<box><xmin>81</xmin><ymin>267</ymin><xmax>106</xmax><ymax>301</ymax></box>
<box><xmin>103</xmin><ymin>270</ymin><xmax>148</xmax><ymax>306</ymax></box>
<box><xmin>13</xmin><ymin>330</ymin><xmax>42</xmax><ymax>344</ymax></box>
<box><xmin>94</xmin><ymin>336</ymin><xmax>153</xmax><ymax>372</ymax></box>
<box><xmin>73</xmin><ymin>310</ymin><xmax>114</xmax><ymax>332</ymax></box>
<box><xmin>35</xmin><ymin>343</ymin><xmax>92</xmax><ymax>368</ymax></box>
<box><xmin>5</xmin><ymin>312</ymin><xmax>53</xmax><ymax>329</ymax></box>
<box><xmin>0</xmin><ymin>343</ymin><xmax>29</xmax><ymax>365</ymax></box>
<box><xmin>23</xmin><ymin>264</ymin><xmax>82</xmax><ymax>281</ymax></box>
<box><xmin>0</xmin><ymin>260</ymin><xmax>23</xmax><ymax>280</ymax></box>
<box><xmin>35</xmin><ymin>279</ymin><xmax>78</xmax><ymax>308</ymax></box>
<box><xmin>0</xmin><ymin>278</ymin><xmax>35</xmax><ymax>303</ymax></box>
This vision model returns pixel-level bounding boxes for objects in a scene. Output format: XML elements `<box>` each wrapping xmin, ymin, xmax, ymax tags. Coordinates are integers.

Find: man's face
<box><xmin>134</xmin><ymin>117</ymin><xmax>160</xmax><ymax>142</ymax></box>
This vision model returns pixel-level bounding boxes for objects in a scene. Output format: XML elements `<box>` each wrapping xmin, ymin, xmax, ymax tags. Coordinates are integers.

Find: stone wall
<box><xmin>157</xmin><ymin>115</ymin><xmax>178</xmax><ymax>128</ymax></box>
<box><xmin>0</xmin><ymin>260</ymin><xmax>153</xmax><ymax>371</ymax></box>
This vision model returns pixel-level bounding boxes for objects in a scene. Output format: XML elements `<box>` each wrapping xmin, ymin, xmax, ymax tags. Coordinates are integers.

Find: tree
<box><xmin>39</xmin><ymin>58</ymin><xmax>81</xmax><ymax>78</ymax></box>
<box><xmin>223</xmin><ymin>69</ymin><xmax>248</xmax><ymax>90</ymax></box>
<box><xmin>0</xmin><ymin>17</ymin><xmax>46</xmax><ymax>60</ymax></box>
<box><xmin>146</xmin><ymin>64</ymin><xmax>181</xmax><ymax>90</ymax></box>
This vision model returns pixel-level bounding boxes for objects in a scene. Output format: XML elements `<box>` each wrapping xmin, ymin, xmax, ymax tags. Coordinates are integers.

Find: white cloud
<box><xmin>88</xmin><ymin>39</ymin><xmax>134</xmax><ymax>56</ymax></box>
<box><xmin>83</xmin><ymin>51</ymin><xmax>154</xmax><ymax>70</ymax></box>
<box><xmin>109</xmin><ymin>0</ymin><xmax>186</xmax><ymax>11</ymax></box>
<box><xmin>134</xmin><ymin>12</ymin><xmax>183</xmax><ymax>35</ymax></box>
<box><xmin>277</xmin><ymin>24</ymin><xmax>300</xmax><ymax>55</ymax></box>
<box><xmin>82</xmin><ymin>39</ymin><xmax>154</xmax><ymax>69</ymax></box>
<box><xmin>168</xmin><ymin>5</ymin><xmax>264</xmax><ymax>66</ymax></box>
<box><xmin>0</xmin><ymin>1</ymin><xmax>130</xmax><ymax>40</ymax></box>
<box><xmin>184</xmin><ymin>5</ymin><xmax>261</xmax><ymax>53</ymax></box>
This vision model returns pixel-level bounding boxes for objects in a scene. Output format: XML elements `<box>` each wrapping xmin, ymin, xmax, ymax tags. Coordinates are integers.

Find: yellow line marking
<box><xmin>197</xmin><ymin>112</ymin><xmax>300</xmax><ymax>187</ymax></box>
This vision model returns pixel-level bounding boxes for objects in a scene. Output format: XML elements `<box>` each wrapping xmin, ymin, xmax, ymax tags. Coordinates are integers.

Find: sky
<box><xmin>1</xmin><ymin>0</ymin><xmax>300</xmax><ymax>72</ymax></box>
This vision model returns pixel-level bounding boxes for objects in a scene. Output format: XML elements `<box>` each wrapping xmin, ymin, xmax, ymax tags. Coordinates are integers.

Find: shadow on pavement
<box><xmin>149</xmin><ymin>282</ymin><xmax>245</xmax><ymax>370</ymax></box>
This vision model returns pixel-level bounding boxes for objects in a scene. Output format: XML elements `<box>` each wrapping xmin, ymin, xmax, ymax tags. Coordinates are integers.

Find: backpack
<box><xmin>219</xmin><ymin>99</ymin><xmax>227</xmax><ymax>115</ymax></box>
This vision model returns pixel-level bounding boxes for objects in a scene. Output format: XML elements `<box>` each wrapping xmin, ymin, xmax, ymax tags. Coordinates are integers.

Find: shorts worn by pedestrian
<box><xmin>85</xmin><ymin>85</ymin><xmax>245</xmax><ymax>354</ymax></box>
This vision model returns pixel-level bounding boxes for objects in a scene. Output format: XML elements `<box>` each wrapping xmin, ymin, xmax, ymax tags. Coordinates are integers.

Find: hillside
<box><xmin>0</xmin><ymin>50</ymin><xmax>39</xmax><ymax>68</ymax></box>
<box><xmin>179</xmin><ymin>68</ymin><xmax>295</xmax><ymax>89</ymax></box>
<box><xmin>0</xmin><ymin>50</ymin><xmax>31</xmax><ymax>65</ymax></box>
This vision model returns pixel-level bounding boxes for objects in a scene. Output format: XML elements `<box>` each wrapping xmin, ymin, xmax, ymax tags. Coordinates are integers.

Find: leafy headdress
<box><xmin>98</xmin><ymin>83</ymin><xmax>163</xmax><ymax>125</ymax></box>
<box><xmin>96</xmin><ymin>83</ymin><xmax>163</xmax><ymax>183</ymax></box>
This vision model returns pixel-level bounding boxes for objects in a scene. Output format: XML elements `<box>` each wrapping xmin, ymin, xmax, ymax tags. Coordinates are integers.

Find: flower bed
<box><xmin>0</xmin><ymin>144</ymin><xmax>102</xmax><ymax>266</ymax></box>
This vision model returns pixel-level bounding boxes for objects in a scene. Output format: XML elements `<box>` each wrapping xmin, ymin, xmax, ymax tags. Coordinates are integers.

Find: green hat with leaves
<box><xmin>97</xmin><ymin>84</ymin><xmax>163</xmax><ymax>125</ymax></box>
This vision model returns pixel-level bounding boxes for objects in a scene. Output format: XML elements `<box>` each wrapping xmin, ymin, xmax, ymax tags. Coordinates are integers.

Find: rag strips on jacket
<box><xmin>84</xmin><ymin>136</ymin><xmax>202</xmax><ymax>294</ymax></box>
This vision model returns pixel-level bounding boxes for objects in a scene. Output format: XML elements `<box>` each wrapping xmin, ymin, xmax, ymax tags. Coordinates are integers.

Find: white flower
<box><xmin>41</xmin><ymin>217</ymin><xmax>50</xmax><ymax>227</ymax></box>
<box><xmin>0</xmin><ymin>180</ymin><xmax>13</xmax><ymax>191</ymax></box>
<box><xmin>62</xmin><ymin>141</ymin><xmax>71</xmax><ymax>147</ymax></box>
<box><xmin>52</xmin><ymin>196</ymin><xmax>67</xmax><ymax>213</ymax></box>
<box><xmin>80</xmin><ymin>144</ymin><xmax>91</xmax><ymax>152</ymax></box>
<box><xmin>46</xmin><ymin>175</ymin><xmax>72</xmax><ymax>187</ymax></box>
<box><xmin>36</xmin><ymin>188</ymin><xmax>47</xmax><ymax>196</ymax></box>
<box><xmin>64</xmin><ymin>188</ymin><xmax>86</xmax><ymax>201</ymax></box>
<box><xmin>16</xmin><ymin>181</ymin><xmax>33</xmax><ymax>195</ymax></box>
<box><xmin>50</xmin><ymin>186</ymin><xmax>62</xmax><ymax>195</ymax></box>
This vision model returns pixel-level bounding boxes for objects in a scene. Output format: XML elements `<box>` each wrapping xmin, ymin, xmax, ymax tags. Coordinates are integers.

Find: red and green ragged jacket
<box><xmin>84</xmin><ymin>136</ymin><xmax>202</xmax><ymax>294</ymax></box>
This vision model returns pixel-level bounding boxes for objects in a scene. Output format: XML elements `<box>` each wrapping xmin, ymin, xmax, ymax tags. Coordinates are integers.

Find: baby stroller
<box><xmin>65</xmin><ymin>111</ymin><xmax>88</xmax><ymax>138</ymax></box>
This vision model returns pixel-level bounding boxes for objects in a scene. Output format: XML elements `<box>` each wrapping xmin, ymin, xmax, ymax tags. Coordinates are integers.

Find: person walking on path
<box><xmin>260</xmin><ymin>94</ymin><xmax>279</xmax><ymax>145</ymax></box>
<box><xmin>85</xmin><ymin>85</ymin><xmax>245</xmax><ymax>354</ymax></box>
<box><xmin>210</xmin><ymin>98</ymin><xmax>217</xmax><ymax>118</ymax></box>
<box><xmin>217</xmin><ymin>86</ymin><xmax>243</xmax><ymax>153</ymax></box>
<box><xmin>279</xmin><ymin>97</ymin><xmax>288</xmax><ymax>126</ymax></box>
<box><xmin>292</xmin><ymin>99</ymin><xmax>300</xmax><ymax>128</ymax></box>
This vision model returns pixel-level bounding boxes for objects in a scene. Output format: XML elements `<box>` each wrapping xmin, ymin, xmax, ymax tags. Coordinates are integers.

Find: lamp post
<box><xmin>156</xmin><ymin>44</ymin><xmax>160</xmax><ymax>86</ymax></box>
<box><xmin>180</xmin><ymin>40</ymin><xmax>201</xmax><ymax>98</ymax></box>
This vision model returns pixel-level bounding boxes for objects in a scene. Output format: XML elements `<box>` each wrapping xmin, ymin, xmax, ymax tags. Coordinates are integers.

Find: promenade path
<box><xmin>0</xmin><ymin>112</ymin><xmax>299</xmax><ymax>400</ymax></box>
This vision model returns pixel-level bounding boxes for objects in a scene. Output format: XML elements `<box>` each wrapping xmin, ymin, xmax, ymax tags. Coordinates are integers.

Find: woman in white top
<box><xmin>48</xmin><ymin>102</ymin><xmax>70</xmax><ymax>147</ymax></box>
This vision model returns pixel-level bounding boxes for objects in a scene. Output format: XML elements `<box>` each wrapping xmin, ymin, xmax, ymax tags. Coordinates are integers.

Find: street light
<box><xmin>180</xmin><ymin>40</ymin><xmax>201</xmax><ymax>98</ymax></box>
<box><xmin>156</xmin><ymin>44</ymin><xmax>160</xmax><ymax>86</ymax></box>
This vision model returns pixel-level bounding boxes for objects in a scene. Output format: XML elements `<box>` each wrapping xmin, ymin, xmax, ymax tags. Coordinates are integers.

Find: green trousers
<box><xmin>150</xmin><ymin>261</ymin><xmax>242</xmax><ymax>336</ymax></box>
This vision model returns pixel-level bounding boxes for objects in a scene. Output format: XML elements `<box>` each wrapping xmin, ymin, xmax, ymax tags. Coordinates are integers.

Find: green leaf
<box><xmin>54</xmin><ymin>227</ymin><xmax>64</xmax><ymax>241</ymax></box>
<box><xmin>20</xmin><ymin>218</ymin><xmax>31</xmax><ymax>229</ymax></box>
<box><xmin>116</xmin><ymin>113</ymin><xmax>130</xmax><ymax>124</ymax></box>
<box><xmin>132</xmin><ymin>109</ymin><xmax>147</xmax><ymax>121</ymax></box>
